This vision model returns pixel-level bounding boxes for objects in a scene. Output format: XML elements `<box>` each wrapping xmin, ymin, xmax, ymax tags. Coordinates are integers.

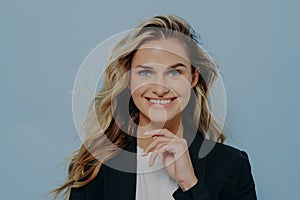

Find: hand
<box><xmin>142</xmin><ymin>129</ymin><xmax>198</xmax><ymax>191</ymax></box>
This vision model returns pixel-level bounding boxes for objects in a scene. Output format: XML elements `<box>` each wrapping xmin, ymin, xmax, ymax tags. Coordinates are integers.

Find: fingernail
<box><xmin>141</xmin><ymin>152</ymin><xmax>147</xmax><ymax>156</ymax></box>
<box><xmin>144</xmin><ymin>131</ymin><xmax>150</xmax><ymax>135</ymax></box>
<box><xmin>144</xmin><ymin>129</ymin><xmax>159</xmax><ymax>135</ymax></box>
<box><xmin>144</xmin><ymin>130</ymin><xmax>154</xmax><ymax>135</ymax></box>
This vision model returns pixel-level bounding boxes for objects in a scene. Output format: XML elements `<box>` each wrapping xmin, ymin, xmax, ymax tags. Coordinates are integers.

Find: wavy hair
<box><xmin>50</xmin><ymin>14</ymin><xmax>226</xmax><ymax>199</ymax></box>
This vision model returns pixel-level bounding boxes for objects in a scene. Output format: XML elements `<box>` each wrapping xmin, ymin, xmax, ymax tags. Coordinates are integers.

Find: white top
<box><xmin>135</xmin><ymin>146</ymin><xmax>178</xmax><ymax>200</ymax></box>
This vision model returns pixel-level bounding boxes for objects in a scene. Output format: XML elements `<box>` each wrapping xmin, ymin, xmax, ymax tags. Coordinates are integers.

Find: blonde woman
<box><xmin>51</xmin><ymin>14</ymin><xmax>257</xmax><ymax>199</ymax></box>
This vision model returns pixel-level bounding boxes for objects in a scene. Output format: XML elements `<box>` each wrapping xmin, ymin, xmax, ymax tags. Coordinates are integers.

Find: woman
<box><xmin>51</xmin><ymin>14</ymin><xmax>257</xmax><ymax>199</ymax></box>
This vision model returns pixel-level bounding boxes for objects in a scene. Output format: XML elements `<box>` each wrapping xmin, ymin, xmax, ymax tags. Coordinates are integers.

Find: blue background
<box><xmin>1</xmin><ymin>0</ymin><xmax>299</xmax><ymax>199</ymax></box>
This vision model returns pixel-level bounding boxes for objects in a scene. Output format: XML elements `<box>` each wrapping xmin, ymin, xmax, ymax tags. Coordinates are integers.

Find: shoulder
<box><xmin>209</xmin><ymin>141</ymin><xmax>250</xmax><ymax>162</ymax></box>
<box><xmin>202</xmin><ymin>140</ymin><xmax>253</xmax><ymax>180</ymax></box>
<box><xmin>205</xmin><ymin>142</ymin><xmax>257</xmax><ymax>198</ymax></box>
<box><xmin>189</xmin><ymin>132</ymin><xmax>250</xmax><ymax>163</ymax></box>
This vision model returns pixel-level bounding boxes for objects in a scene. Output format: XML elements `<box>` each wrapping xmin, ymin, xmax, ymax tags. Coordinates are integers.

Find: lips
<box><xmin>145</xmin><ymin>97</ymin><xmax>177</xmax><ymax>105</ymax></box>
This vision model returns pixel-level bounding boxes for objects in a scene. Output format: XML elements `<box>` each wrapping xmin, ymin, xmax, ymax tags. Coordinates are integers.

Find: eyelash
<box><xmin>139</xmin><ymin>70</ymin><xmax>152</xmax><ymax>77</ymax></box>
<box><xmin>138</xmin><ymin>69</ymin><xmax>182</xmax><ymax>77</ymax></box>
<box><xmin>169</xmin><ymin>69</ymin><xmax>181</xmax><ymax>77</ymax></box>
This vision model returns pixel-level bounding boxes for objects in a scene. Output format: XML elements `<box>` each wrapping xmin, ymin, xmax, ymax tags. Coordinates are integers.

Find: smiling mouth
<box><xmin>145</xmin><ymin>97</ymin><xmax>177</xmax><ymax>105</ymax></box>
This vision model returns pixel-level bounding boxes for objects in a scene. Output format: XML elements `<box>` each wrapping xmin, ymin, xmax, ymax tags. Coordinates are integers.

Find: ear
<box><xmin>191</xmin><ymin>68</ymin><xmax>199</xmax><ymax>87</ymax></box>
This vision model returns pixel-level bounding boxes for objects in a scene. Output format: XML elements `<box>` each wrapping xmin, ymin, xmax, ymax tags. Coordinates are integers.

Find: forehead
<box><xmin>131</xmin><ymin>39</ymin><xmax>190</xmax><ymax>68</ymax></box>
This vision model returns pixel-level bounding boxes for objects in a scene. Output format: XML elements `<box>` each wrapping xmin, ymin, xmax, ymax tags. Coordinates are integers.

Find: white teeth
<box><xmin>149</xmin><ymin>99</ymin><xmax>172</xmax><ymax>104</ymax></box>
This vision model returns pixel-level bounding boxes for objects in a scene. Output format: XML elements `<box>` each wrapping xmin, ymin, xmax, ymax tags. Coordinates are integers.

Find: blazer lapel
<box><xmin>104</xmin><ymin>136</ymin><xmax>137</xmax><ymax>200</ymax></box>
<box><xmin>185</xmin><ymin>132</ymin><xmax>207</xmax><ymax>182</ymax></box>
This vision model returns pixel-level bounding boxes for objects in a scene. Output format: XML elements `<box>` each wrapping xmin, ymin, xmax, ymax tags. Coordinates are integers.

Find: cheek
<box><xmin>180</xmin><ymin>89</ymin><xmax>192</xmax><ymax>104</ymax></box>
<box><xmin>130</xmin><ymin>79</ymin><xmax>146</xmax><ymax>97</ymax></box>
<box><xmin>170</xmin><ymin>78</ymin><xmax>192</xmax><ymax>96</ymax></box>
<box><xmin>170</xmin><ymin>81</ymin><xmax>192</xmax><ymax>108</ymax></box>
<box><xmin>130</xmin><ymin>85</ymin><xmax>147</xmax><ymax>105</ymax></box>
<box><xmin>130</xmin><ymin>73</ymin><xmax>144</xmax><ymax>92</ymax></box>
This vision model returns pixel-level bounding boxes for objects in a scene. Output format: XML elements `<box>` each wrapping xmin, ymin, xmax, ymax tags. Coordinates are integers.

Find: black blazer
<box><xmin>69</xmin><ymin>130</ymin><xmax>257</xmax><ymax>200</ymax></box>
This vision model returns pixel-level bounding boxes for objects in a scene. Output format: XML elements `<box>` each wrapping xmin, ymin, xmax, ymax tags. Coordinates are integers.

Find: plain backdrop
<box><xmin>1</xmin><ymin>0</ymin><xmax>299</xmax><ymax>199</ymax></box>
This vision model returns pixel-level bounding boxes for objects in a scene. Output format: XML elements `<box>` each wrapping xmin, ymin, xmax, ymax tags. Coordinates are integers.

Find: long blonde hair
<box><xmin>50</xmin><ymin>14</ymin><xmax>226</xmax><ymax>199</ymax></box>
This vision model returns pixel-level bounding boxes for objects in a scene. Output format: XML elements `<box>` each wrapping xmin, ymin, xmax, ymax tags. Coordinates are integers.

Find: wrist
<box><xmin>178</xmin><ymin>176</ymin><xmax>198</xmax><ymax>192</ymax></box>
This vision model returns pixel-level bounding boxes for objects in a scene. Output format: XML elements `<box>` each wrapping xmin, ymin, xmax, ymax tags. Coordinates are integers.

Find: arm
<box><xmin>172</xmin><ymin>180</ymin><xmax>214</xmax><ymax>200</ymax></box>
<box><xmin>236</xmin><ymin>151</ymin><xmax>257</xmax><ymax>200</ymax></box>
<box><xmin>172</xmin><ymin>150</ymin><xmax>257</xmax><ymax>200</ymax></box>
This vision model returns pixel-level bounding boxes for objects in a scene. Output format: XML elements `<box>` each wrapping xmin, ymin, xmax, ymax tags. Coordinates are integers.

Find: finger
<box><xmin>143</xmin><ymin>137</ymin><xmax>176</xmax><ymax>155</ymax></box>
<box><xmin>162</xmin><ymin>142</ymin><xmax>182</xmax><ymax>154</ymax></box>
<box><xmin>144</xmin><ymin>128</ymin><xmax>177</xmax><ymax>138</ymax></box>
<box><xmin>158</xmin><ymin>151</ymin><xmax>164</xmax><ymax>162</ymax></box>
<box><xmin>142</xmin><ymin>139</ymin><xmax>171</xmax><ymax>157</ymax></box>
<box><xmin>149</xmin><ymin>150</ymin><xmax>160</xmax><ymax>167</ymax></box>
<box><xmin>163</xmin><ymin>142</ymin><xmax>183</xmax><ymax>155</ymax></box>
<box><xmin>164</xmin><ymin>153</ymin><xmax>175</xmax><ymax>172</ymax></box>
<box><xmin>143</xmin><ymin>137</ymin><xmax>171</xmax><ymax>154</ymax></box>
<box><xmin>159</xmin><ymin>146</ymin><xmax>175</xmax><ymax>166</ymax></box>
<box><xmin>147</xmin><ymin>141</ymin><xmax>169</xmax><ymax>164</ymax></box>
<box><xmin>143</xmin><ymin>129</ymin><xmax>161</xmax><ymax>136</ymax></box>
<box><xmin>150</xmin><ymin>143</ymin><xmax>174</xmax><ymax>166</ymax></box>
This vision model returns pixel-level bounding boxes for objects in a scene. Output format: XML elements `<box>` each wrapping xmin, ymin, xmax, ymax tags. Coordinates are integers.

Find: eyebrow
<box><xmin>134</xmin><ymin>63</ymin><xmax>188</xmax><ymax>69</ymax></box>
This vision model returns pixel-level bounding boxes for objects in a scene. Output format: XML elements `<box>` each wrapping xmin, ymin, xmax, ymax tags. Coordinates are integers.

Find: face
<box><xmin>129</xmin><ymin>39</ymin><xmax>198</xmax><ymax>127</ymax></box>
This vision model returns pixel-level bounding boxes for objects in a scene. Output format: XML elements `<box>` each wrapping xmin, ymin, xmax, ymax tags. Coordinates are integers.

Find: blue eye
<box><xmin>169</xmin><ymin>70</ymin><xmax>180</xmax><ymax>77</ymax></box>
<box><xmin>139</xmin><ymin>70</ymin><xmax>152</xmax><ymax>77</ymax></box>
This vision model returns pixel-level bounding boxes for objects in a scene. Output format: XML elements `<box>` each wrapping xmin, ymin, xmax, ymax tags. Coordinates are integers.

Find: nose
<box><xmin>151</xmin><ymin>83</ymin><xmax>170</xmax><ymax>96</ymax></box>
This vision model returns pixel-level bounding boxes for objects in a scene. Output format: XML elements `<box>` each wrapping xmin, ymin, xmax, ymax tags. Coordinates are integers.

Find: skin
<box><xmin>129</xmin><ymin>38</ymin><xmax>199</xmax><ymax>191</ymax></box>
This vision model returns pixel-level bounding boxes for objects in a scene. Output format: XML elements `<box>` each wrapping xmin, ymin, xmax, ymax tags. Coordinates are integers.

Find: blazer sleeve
<box><xmin>172</xmin><ymin>150</ymin><xmax>257</xmax><ymax>200</ymax></box>
<box><xmin>172</xmin><ymin>180</ymin><xmax>214</xmax><ymax>200</ymax></box>
<box><xmin>236</xmin><ymin>151</ymin><xmax>257</xmax><ymax>200</ymax></box>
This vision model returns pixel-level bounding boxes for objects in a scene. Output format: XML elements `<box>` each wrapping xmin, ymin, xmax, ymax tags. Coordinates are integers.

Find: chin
<box><xmin>149</xmin><ymin>118</ymin><xmax>169</xmax><ymax>124</ymax></box>
<box><xmin>147</xmin><ymin>114</ymin><xmax>178</xmax><ymax>125</ymax></box>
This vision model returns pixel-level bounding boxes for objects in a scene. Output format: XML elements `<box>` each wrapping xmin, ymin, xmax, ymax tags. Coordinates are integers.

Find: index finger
<box><xmin>143</xmin><ymin>128</ymin><xmax>177</xmax><ymax>138</ymax></box>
